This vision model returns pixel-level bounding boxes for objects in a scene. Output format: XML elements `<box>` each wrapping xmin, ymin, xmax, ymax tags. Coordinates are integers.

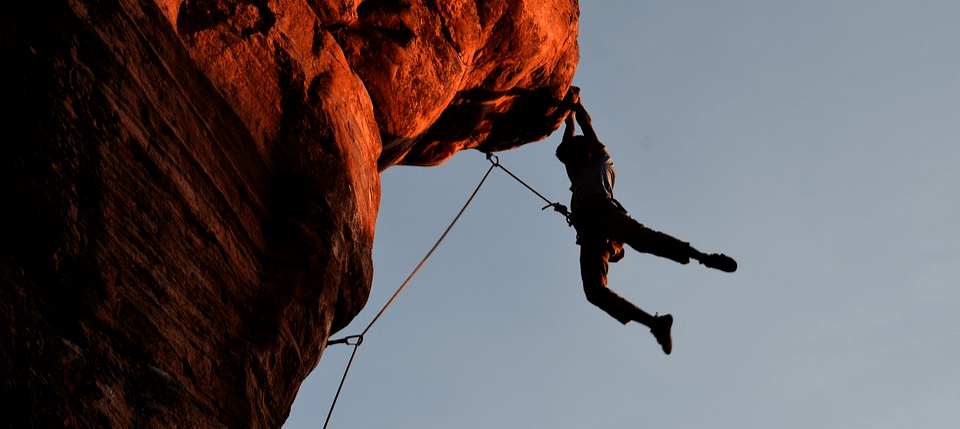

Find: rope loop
<box><xmin>485</xmin><ymin>152</ymin><xmax>500</xmax><ymax>166</ymax></box>
<box><xmin>327</xmin><ymin>335</ymin><xmax>363</xmax><ymax>347</ymax></box>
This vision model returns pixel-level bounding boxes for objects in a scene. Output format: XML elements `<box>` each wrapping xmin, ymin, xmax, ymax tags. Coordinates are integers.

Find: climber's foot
<box><xmin>650</xmin><ymin>314</ymin><xmax>673</xmax><ymax>355</ymax></box>
<box><xmin>699</xmin><ymin>253</ymin><xmax>737</xmax><ymax>273</ymax></box>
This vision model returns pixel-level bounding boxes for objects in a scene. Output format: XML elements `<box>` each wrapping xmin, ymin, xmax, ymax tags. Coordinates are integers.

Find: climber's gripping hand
<box><xmin>545</xmin><ymin>202</ymin><xmax>570</xmax><ymax>217</ymax></box>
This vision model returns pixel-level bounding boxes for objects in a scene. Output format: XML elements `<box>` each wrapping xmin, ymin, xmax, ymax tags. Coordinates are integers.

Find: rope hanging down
<box><xmin>323</xmin><ymin>154</ymin><xmax>567</xmax><ymax>429</ymax></box>
<box><xmin>323</xmin><ymin>162</ymin><xmax>495</xmax><ymax>429</ymax></box>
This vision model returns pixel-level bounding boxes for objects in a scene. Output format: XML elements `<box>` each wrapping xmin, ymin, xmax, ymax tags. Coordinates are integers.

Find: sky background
<box><xmin>285</xmin><ymin>1</ymin><xmax>960</xmax><ymax>428</ymax></box>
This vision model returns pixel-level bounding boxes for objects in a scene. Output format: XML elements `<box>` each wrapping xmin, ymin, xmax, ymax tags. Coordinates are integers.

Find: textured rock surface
<box><xmin>0</xmin><ymin>0</ymin><xmax>577</xmax><ymax>428</ymax></box>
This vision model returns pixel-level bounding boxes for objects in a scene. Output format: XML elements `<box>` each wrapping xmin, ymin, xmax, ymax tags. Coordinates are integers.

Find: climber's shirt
<box><xmin>570</xmin><ymin>146</ymin><xmax>616</xmax><ymax>215</ymax></box>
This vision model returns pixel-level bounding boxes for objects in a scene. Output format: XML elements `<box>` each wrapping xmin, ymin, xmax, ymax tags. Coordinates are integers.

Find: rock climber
<box><xmin>555</xmin><ymin>87</ymin><xmax>737</xmax><ymax>355</ymax></box>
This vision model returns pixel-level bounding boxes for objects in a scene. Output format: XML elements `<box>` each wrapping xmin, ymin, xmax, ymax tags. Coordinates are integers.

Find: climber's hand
<box><xmin>553</xmin><ymin>203</ymin><xmax>570</xmax><ymax>217</ymax></box>
<box><xmin>563</xmin><ymin>86</ymin><xmax>581</xmax><ymax>109</ymax></box>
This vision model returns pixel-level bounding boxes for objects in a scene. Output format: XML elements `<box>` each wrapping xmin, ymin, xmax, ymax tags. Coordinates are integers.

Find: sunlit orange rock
<box><xmin>0</xmin><ymin>0</ymin><xmax>577</xmax><ymax>428</ymax></box>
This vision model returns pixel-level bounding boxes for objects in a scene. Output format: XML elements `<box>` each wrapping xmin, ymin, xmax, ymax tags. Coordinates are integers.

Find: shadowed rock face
<box><xmin>0</xmin><ymin>0</ymin><xmax>577</xmax><ymax>428</ymax></box>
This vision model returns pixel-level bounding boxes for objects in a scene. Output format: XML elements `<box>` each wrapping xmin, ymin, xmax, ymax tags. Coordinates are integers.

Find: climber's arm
<box><xmin>562</xmin><ymin>109</ymin><xmax>576</xmax><ymax>141</ymax></box>
<box><xmin>561</xmin><ymin>86</ymin><xmax>580</xmax><ymax>141</ymax></box>
<box><xmin>574</xmin><ymin>102</ymin><xmax>605</xmax><ymax>153</ymax></box>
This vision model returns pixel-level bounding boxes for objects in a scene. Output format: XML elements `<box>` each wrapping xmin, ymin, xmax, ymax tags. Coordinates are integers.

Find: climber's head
<box><xmin>556</xmin><ymin>135</ymin><xmax>589</xmax><ymax>165</ymax></box>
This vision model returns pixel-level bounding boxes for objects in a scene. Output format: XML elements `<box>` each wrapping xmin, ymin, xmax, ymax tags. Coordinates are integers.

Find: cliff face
<box><xmin>0</xmin><ymin>0</ymin><xmax>577</xmax><ymax>428</ymax></box>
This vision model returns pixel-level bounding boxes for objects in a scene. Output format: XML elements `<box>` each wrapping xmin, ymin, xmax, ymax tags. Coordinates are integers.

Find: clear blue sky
<box><xmin>285</xmin><ymin>1</ymin><xmax>960</xmax><ymax>428</ymax></box>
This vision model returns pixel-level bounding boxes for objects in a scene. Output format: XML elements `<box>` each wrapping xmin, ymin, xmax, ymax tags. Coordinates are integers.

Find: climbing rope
<box><xmin>322</xmin><ymin>153</ymin><xmax>568</xmax><ymax>428</ymax></box>
<box><xmin>322</xmin><ymin>161</ymin><xmax>495</xmax><ymax>429</ymax></box>
<box><xmin>485</xmin><ymin>153</ymin><xmax>571</xmax><ymax>223</ymax></box>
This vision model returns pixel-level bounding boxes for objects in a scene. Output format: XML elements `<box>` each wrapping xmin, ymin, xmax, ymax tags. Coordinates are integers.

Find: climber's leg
<box><xmin>579</xmin><ymin>240</ymin><xmax>654</xmax><ymax>326</ymax></box>
<box><xmin>594</xmin><ymin>209</ymin><xmax>693</xmax><ymax>265</ymax></box>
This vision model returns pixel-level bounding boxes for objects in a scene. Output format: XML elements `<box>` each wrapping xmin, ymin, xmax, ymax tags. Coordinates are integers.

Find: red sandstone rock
<box><xmin>0</xmin><ymin>0</ymin><xmax>577</xmax><ymax>428</ymax></box>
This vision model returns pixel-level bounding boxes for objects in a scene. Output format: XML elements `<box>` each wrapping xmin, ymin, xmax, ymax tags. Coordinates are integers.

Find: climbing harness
<box><xmin>322</xmin><ymin>153</ymin><xmax>567</xmax><ymax>429</ymax></box>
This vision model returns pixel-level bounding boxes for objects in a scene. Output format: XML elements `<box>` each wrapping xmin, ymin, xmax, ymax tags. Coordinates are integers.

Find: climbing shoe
<box><xmin>699</xmin><ymin>253</ymin><xmax>737</xmax><ymax>273</ymax></box>
<box><xmin>650</xmin><ymin>314</ymin><xmax>673</xmax><ymax>355</ymax></box>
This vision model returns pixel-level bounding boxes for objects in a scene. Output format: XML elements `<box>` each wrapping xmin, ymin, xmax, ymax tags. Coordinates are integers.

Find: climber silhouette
<box><xmin>556</xmin><ymin>87</ymin><xmax>737</xmax><ymax>355</ymax></box>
